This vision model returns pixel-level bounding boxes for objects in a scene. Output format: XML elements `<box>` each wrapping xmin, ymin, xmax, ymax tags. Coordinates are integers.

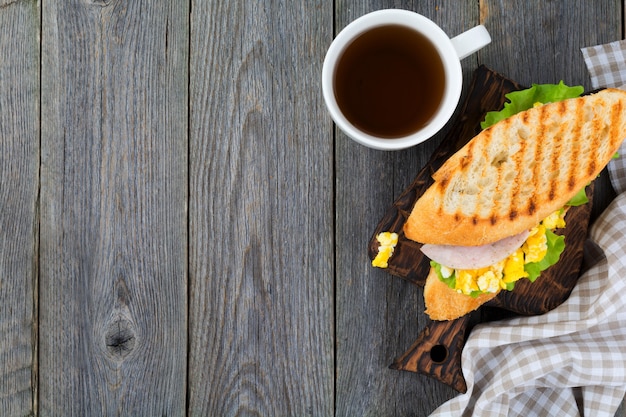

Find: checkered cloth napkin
<box><xmin>430</xmin><ymin>41</ymin><xmax>626</xmax><ymax>417</ymax></box>
<box><xmin>582</xmin><ymin>39</ymin><xmax>626</xmax><ymax>91</ymax></box>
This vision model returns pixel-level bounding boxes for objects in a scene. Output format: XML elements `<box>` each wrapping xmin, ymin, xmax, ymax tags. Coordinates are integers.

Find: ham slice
<box><xmin>420</xmin><ymin>230</ymin><xmax>530</xmax><ymax>270</ymax></box>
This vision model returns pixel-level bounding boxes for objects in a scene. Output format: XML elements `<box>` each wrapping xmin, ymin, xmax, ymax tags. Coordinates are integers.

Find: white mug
<box><xmin>322</xmin><ymin>9</ymin><xmax>491</xmax><ymax>151</ymax></box>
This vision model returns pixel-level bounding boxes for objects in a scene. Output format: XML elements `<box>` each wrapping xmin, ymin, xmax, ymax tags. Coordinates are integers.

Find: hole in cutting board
<box><xmin>430</xmin><ymin>344</ymin><xmax>448</xmax><ymax>363</ymax></box>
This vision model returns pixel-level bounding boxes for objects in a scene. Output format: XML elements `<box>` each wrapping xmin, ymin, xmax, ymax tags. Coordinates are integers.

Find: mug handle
<box><xmin>451</xmin><ymin>25</ymin><xmax>491</xmax><ymax>60</ymax></box>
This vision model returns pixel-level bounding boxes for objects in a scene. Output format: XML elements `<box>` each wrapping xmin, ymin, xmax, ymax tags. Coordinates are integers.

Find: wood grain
<box><xmin>335</xmin><ymin>2</ymin><xmax>480</xmax><ymax>416</ymax></box>
<box><xmin>0</xmin><ymin>1</ymin><xmax>623</xmax><ymax>416</ymax></box>
<box><xmin>0</xmin><ymin>2</ymin><xmax>39</xmax><ymax>416</ymax></box>
<box><xmin>391</xmin><ymin>315</ymin><xmax>474</xmax><ymax>393</ymax></box>
<box><xmin>187</xmin><ymin>1</ymin><xmax>334</xmax><ymax>416</ymax></box>
<box><xmin>39</xmin><ymin>0</ymin><xmax>188</xmax><ymax>415</ymax></box>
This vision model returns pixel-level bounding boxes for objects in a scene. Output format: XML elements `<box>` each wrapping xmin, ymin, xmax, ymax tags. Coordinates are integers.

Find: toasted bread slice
<box><xmin>423</xmin><ymin>267</ymin><xmax>498</xmax><ymax>320</ymax></box>
<box><xmin>405</xmin><ymin>88</ymin><xmax>626</xmax><ymax>246</ymax></box>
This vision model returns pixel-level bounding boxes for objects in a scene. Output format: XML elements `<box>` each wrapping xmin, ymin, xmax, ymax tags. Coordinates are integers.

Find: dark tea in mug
<box><xmin>333</xmin><ymin>25</ymin><xmax>445</xmax><ymax>138</ymax></box>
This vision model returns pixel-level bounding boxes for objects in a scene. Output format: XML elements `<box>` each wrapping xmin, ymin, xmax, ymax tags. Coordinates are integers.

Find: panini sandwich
<box><xmin>400</xmin><ymin>88</ymin><xmax>626</xmax><ymax>320</ymax></box>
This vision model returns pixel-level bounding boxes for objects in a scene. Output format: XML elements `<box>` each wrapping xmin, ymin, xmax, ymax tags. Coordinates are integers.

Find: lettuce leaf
<box><xmin>430</xmin><ymin>260</ymin><xmax>455</xmax><ymax>288</ymax></box>
<box><xmin>524</xmin><ymin>229</ymin><xmax>566</xmax><ymax>282</ymax></box>
<box><xmin>567</xmin><ymin>187</ymin><xmax>589</xmax><ymax>207</ymax></box>
<box><xmin>481</xmin><ymin>81</ymin><xmax>584</xmax><ymax>129</ymax></box>
<box><xmin>431</xmin><ymin>227</ymin><xmax>566</xmax><ymax>294</ymax></box>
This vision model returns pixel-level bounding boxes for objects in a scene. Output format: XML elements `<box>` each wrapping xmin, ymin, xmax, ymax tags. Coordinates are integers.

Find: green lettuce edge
<box><xmin>523</xmin><ymin>229</ymin><xmax>566</xmax><ymax>282</ymax></box>
<box><xmin>566</xmin><ymin>187</ymin><xmax>589</xmax><ymax>207</ymax></box>
<box><xmin>481</xmin><ymin>81</ymin><xmax>584</xmax><ymax>129</ymax></box>
<box><xmin>431</xmin><ymin>228</ymin><xmax>565</xmax><ymax>294</ymax></box>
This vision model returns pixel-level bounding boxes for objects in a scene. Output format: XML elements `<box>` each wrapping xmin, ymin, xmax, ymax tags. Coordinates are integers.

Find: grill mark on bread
<box><xmin>460</xmin><ymin>139</ymin><xmax>476</xmax><ymax>170</ymax></box>
<box><xmin>484</xmin><ymin>124</ymin><xmax>502</xmax><ymax>223</ymax></box>
<box><xmin>510</xmin><ymin>119</ymin><xmax>526</xmax><ymax>221</ymax></box>
<box><xmin>506</xmin><ymin>116</ymin><xmax>524</xmax><ymax>221</ymax></box>
<box><xmin>587</xmin><ymin>160</ymin><xmax>597</xmax><ymax>177</ymax></box>
<box><xmin>586</xmin><ymin>100</ymin><xmax>603</xmax><ymax>178</ymax></box>
<box><xmin>528</xmin><ymin>106</ymin><xmax>544</xmax><ymax>215</ymax></box>
<box><xmin>439</xmin><ymin>176</ymin><xmax>449</xmax><ymax>190</ymax></box>
<box><xmin>403</xmin><ymin>89</ymin><xmax>626</xmax><ymax>247</ymax></box>
<box><xmin>566</xmin><ymin>102</ymin><xmax>582</xmax><ymax>191</ymax></box>
<box><xmin>549</xmin><ymin>110</ymin><xmax>568</xmax><ymax>201</ymax></box>
<box><xmin>567</xmin><ymin>176</ymin><xmax>576</xmax><ymax>191</ymax></box>
<box><xmin>604</xmin><ymin>97</ymin><xmax>624</xmax><ymax>172</ymax></box>
<box><xmin>609</xmin><ymin>99</ymin><xmax>624</xmax><ymax>161</ymax></box>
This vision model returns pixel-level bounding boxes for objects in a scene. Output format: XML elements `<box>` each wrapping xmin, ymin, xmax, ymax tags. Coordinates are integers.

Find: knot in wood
<box><xmin>87</xmin><ymin>0</ymin><xmax>113</xmax><ymax>7</ymax></box>
<box><xmin>104</xmin><ymin>317</ymin><xmax>136</xmax><ymax>360</ymax></box>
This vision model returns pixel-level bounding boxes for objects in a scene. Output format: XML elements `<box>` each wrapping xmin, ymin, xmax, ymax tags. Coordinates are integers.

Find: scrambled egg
<box><xmin>542</xmin><ymin>209</ymin><xmax>566</xmax><ymax>229</ymax></box>
<box><xmin>502</xmin><ymin>248</ymin><xmax>528</xmax><ymax>284</ymax></box>
<box><xmin>448</xmin><ymin>209</ymin><xmax>566</xmax><ymax>295</ymax></box>
<box><xmin>371</xmin><ymin>209</ymin><xmax>568</xmax><ymax>293</ymax></box>
<box><xmin>477</xmin><ymin>270</ymin><xmax>502</xmax><ymax>293</ymax></box>
<box><xmin>455</xmin><ymin>261</ymin><xmax>507</xmax><ymax>295</ymax></box>
<box><xmin>372</xmin><ymin>232</ymin><xmax>399</xmax><ymax>268</ymax></box>
<box><xmin>522</xmin><ymin>225</ymin><xmax>548</xmax><ymax>263</ymax></box>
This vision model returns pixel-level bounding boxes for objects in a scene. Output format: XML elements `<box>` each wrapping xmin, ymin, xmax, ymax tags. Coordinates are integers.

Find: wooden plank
<box><xmin>187</xmin><ymin>1</ymin><xmax>334</xmax><ymax>416</ymax></box>
<box><xmin>39</xmin><ymin>1</ymin><xmax>188</xmax><ymax>415</ymax></box>
<box><xmin>334</xmin><ymin>1</ymin><xmax>479</xmax><ymax>416</ymax></box>
<box><xmin>0</xmin><ymin>1</ymin><xmax>39</xmax><ymax>416</ymax></box>
<box><xmin>479</xmin><ymin>0</ymin><xmax>622</xmax><ymax>221</ymax></box>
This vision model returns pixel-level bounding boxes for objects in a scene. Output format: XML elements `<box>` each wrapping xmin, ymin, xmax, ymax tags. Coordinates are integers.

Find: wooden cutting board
<box><xmin>368</xmin><ymin>65</ymin><xmax>593</xmax><ymax>393</ymax></box>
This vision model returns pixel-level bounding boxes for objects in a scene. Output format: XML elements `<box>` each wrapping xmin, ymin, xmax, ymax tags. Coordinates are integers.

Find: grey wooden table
<box><xmin>1</xmin><ymin>0</ymin><xmax>625</xmax><ymax>416</ymax></box>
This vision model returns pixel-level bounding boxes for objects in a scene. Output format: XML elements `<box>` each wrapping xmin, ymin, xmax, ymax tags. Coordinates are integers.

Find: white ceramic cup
<box><xmin>322</xmin><ymin>9</ymin><xmax>491</xmax><ymax>150</ymax></box>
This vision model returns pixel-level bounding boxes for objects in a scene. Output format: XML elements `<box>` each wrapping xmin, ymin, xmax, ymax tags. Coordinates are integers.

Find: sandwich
<box><xmin>374</xmin><ymin>85</ymin><xmax>626</xmax><ymax>321</ymax></box>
